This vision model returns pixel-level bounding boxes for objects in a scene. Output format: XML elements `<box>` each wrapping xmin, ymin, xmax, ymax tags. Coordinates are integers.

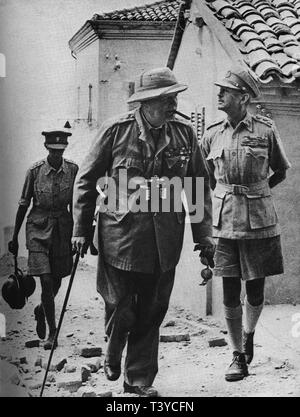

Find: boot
<box><xmin>225</xmin><ymin>351</ymin><xmax>248</xmax><ymax>382</ymax></box>
<box><xmin>43</xmin><ymin>329</ymin><xmax>58</xmax><ymax>350</ymax></box>
<box><xmin>243</xmin><ymin>330</ymin><xmax>255</xmax><ymax>364</ymax></box>
<box><xmin>34</xmin><ymin>304</ymin><xmax>46</xmax><ymax>340</ymax></box>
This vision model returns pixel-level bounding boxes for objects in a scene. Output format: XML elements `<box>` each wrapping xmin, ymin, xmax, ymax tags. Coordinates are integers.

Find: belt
<box><xmin>215</xmin><ymin>180</ymin><xmax>270</xmax><ymax>197</ymax></box>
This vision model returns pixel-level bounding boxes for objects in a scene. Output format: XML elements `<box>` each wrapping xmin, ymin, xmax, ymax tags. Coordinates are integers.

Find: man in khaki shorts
<box><xmin>201</xmin><ymin>66</ymin><xmax>291</xmax><ymax>381</ymax></box>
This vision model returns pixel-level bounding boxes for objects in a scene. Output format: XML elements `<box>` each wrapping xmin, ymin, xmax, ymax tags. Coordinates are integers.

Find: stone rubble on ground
<box><xmin>76</xmin><ymin>346</ymin><xmax>102</xmax><ymax>358</ymax></box>
<box><xmin>208</xmin><ymin>337</ymin><xmax>228</xmax><ymax>347</ymax></box>
<box><xmin>160</xmin><ymin>333</ymin><xmax>190</xmax><ymax>342</ymax></box>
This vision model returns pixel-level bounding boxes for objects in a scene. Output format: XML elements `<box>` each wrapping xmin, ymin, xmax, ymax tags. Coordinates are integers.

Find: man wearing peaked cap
<box><xmin>201</xmin><ymin>65</ymin><xmax>291</xmax><ymax>382</ymax></box>
<box><xmin>72</xmin><ymin>67</ymin><xmax>214</xmax><ymax>396</ymax></box>
<box><xmin>9</xmin><ymin>126</ymin><xmax>78</xmax><ymax>350</ymax></box>
<box><xmin>214</xmin><ymin>66</ymin><xmax>261</xmax><ymax>99</ymax></box>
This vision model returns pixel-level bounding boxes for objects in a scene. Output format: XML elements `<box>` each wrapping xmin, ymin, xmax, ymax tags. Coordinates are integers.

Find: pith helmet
<box><xmin>127</xmin><ymin>67</ymin><xmax>188</xmax><ymax>103</ymax></box>
<box><xmin>2</xmin><ymin>270</ymin><xmax>36</xmax><ymax>310</ymax></box>
<box><xmin>215</xmin><ymin>66</ymin><xmax>260</xmax><ymax>98</ymax></box>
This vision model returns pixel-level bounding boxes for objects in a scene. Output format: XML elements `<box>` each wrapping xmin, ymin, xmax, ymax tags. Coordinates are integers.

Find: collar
<box><xmin>221</xmin><ymin>111</ymin><xmax>253</xmax><ymax>133</ymax></box>
<box><xmin>135</xmin><ymin>108</ymin><xmax>165</xmax><ymax>142</ymax></box>
<box><xmin>45</xmin><ymin>158</ymin><xmax>66</xmax><ymax>175</ymax></box>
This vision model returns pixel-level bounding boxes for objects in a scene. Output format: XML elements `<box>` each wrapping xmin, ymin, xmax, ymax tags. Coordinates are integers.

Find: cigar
<box><xmin>174</xmin><ymin>110</ymin><xmax>191</xmax><ymax>120</ymax></box>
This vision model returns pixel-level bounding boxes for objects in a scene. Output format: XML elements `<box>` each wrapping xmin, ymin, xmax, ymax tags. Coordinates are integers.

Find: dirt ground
<box><xmin>1</xmin><ymin>254</ymin><xmax>300</xmax><ymax>397</ymax></box>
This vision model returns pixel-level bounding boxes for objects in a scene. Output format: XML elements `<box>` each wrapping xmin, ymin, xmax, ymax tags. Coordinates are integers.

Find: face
<box><xmin>217</xmin><ymin>87</ymin><xmax>245</xmax><ymax>114</ymax></box>
<box><xmin>143</xmin><ymin>94</ymin><xmax>178</xmax><ymax>125</ymax></box>
<box><xmin>46</xmin><ymin>147</ymin><xmax>65</xmax><ymax>161</ymax></box>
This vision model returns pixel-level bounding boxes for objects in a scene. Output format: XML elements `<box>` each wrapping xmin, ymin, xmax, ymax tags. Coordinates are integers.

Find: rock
<box><xmin>29</xmin><ymin>382</ymin><xmax>42</xmax><ymax>390</ymax></box>
<box><xmin>81</xmin><ymin>365</ymin><xmax>91</xmax><ymax>382</ymax></box>
<box><xmin>20</xmin><ymin>357</ymin><xmax>27</xmax><ymax>365</ymax></box>
<box><xmin>97</xmin><ymin>391</ymin><xmax>113</xmax><ymax>397</ymax></box>
<box><xmin>47</xmin><ymin>373</ymin><xmax>56</xmax><ymax>383</ymax></box>
<box><xmin>55</xmin><ymin>358</ymin><xmax>67</xmax><ymax>372</ymax></box>
<box><xmin>25</xmin><ymin>340</ymin><xmax>40</xmax><ymax>348</ymax></box>
<box><xmin>208</xmin><ymin>337</ymin><xmax>228</xmax><ymax>347</ymax></box>
<box><xmin>86</xmin><ymin>358</ymin><xmax>101</xmax><ymax>373</ymax></box>
<box><xmin>10</xmin><ymin>359</ymin><xmax>21</xmax><ymax>366</ymax></box>
<box><xmin>34</xmin><ymin>356</ymin><xmax>43</xmax><ymax>368</ymax></box>
<box><xmin>66</xmin><ymin>333</ymin><xmax>74</xmax><ymax>338</ymax></box>
<box><xmin>220</xmin><ymin>329</ymin><xmax>228</xmax><ymax>334</ymax></box>
<box><xmin>164</xmin><ymin>320</ymin><xmax>176</xmax><ymax>327</ymax></box>
<box><xmin>57</xmin><ymin>376</ymin><xmax>82</xmax><ymax>393</ymax></box>
<box><xmin>0</xmin><ymin>360</ymin><xmax>26</xmax><ymax>393</ymax></box>
<box><xmin>64</xmin><ymin>365</ymin><xmax>77</xmax><ymax>373</ymax></box>
<box><xmin>89</xmin><ymin>331</ymin><xmax>94</xmax><ymax>335</ymax></box>
<box><xmin>77</xmin><ymin>387</ymin><xmax>97</xmax><ymax>397</ymax></box>
<box><xmin>160</xmin><ymin>334</ymin><xmax>190</xmax><ymax>342</ymax></box>
<box><xmin>42</xmin><ymin>363</ymin><xmax>56</xmax><ymax>372</ymax></box>
<box><xmin>76</xmin><ymin>346</ymin><xmax>102</xmax><ymax>358</ymax></box>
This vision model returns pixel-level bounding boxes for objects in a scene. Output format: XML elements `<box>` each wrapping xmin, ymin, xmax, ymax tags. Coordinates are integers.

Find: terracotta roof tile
<box><xmin>93</xmin><ymin>0</ymin><xmax>180</xmax><ymax>23</ymax></box>
<box><xmin>205</xmin><ymin>0</ymin><xmax>300</xmax><ymax>83</ymax></box>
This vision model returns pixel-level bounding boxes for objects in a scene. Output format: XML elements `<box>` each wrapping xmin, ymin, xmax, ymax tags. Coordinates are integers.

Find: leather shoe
<box><xmin>104</xmin><ymin>361</ymin><xmax>121</xmax><ymax>381</ymax></box>
<box><xmin>243</xmin><ymin>330</ymin><xmax>255</xmax><ymax>364</ymax></box>
<box><xmin>225</xmin><ymin>351</ymin><xmax>248</xmax><ymax>382</ymax></box>
<box><xmin>124</xmin><ymin>382</ymin><xmax>158</xmax><ymax>397</ymax></box>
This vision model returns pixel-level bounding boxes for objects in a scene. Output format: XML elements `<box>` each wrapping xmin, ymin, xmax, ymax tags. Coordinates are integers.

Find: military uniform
<box><xmin>19</xmin><ymin>158</ymin><xmax>78</xmax><ymax>277</ymax></box>
<box><xmin>201</xmin><ymin>112</ymin><xmax>291</xmax><ymax>279</ymax></box>
<box><xmin>73</xmin><ymin>106</ymin><xmax>212</xmax><ymax>387</ymax></box>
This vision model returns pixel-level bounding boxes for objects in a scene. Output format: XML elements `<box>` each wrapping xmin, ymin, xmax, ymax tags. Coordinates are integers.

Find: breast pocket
<box><xmin>164</xmin><ymin>149</ymin><xmax>191</xmax><ymax>177</ymax></box>
<box><xmin>206</xmin><ymin>147</ymin><xmax>225</xmax><ymax>177</ymax></box>
<box><xmin>110</xmin><ymin>157</ymin><xmax>145</xmax><ymax>221</ymax></box>
<box><xmin>244</xmin><ymin>146</ymin><xmax>268</xmax><ymax>177</ymax></box>
<box><xmin>34</xmin><ymin>182</ymin><xmax>52</xmax><ymax>208</ymax></box>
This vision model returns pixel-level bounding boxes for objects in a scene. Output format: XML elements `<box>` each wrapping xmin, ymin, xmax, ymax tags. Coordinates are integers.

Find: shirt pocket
<box><xmin>244</xmin><ymin>147</ymin><xmax>268</xmax><ymax>179</ymax></box>
<box><xmin>206</xmin><ymin>147</ymin><xmax>225</xmax><ymax>177</ymax></box>
<box><xmin>34</xmin><ymin>182</ymin><xmax>52</xmax><ymax>208</ymax></box>
<box><xmin>110</xmin><ymin>157</ymin><xmax>145</xmax><ymax>222</ymax></box>
<box><xmin>246</xmin><ymin>192</ymin><xmax>278</xmax><ymax>229</ymax></box>
<box><xmin>164</xmin><ymin>148</ymin><xmax>191</xmax><ymax>177</ymax></box>
<box><xmin>212</xmin><ymin>189</ymin><xmax>226</xmax><ymax>227</ymax></box>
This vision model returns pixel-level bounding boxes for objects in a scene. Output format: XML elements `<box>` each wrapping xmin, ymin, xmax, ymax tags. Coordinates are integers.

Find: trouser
<box><xmin>98</xmin><ymin>260</ymin><xmax>175</xmax><ymax>387</ymax></box>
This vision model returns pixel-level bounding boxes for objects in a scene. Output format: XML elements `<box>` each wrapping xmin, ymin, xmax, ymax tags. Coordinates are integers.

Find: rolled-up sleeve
<box><xmin>269</xmin><ymin>125</ymin><xmax>291</xmax><ymax>172</ymax></box>
<box><xmin>72</xmin><ymin>123</ymin><xmax>113</xmax><ymax>238</ymax></box>
<box><xmin>18</xmin><ymin>169</ymin><xmax>34</xmax><ymax>207</ymax></box>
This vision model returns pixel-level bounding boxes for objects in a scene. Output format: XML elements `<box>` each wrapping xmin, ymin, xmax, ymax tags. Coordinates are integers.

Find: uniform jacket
<box><xmin>19</xmin><ymin>158</ymin><xmax>78</xmax><ymax>255</ymax></box>
<box><xmin>73</xmin><ymin>108</ymin><xmax>212</xmax><ymax>273</ymax></box>
<box><xmin>201</xmin><ymin>112</ymin><xmax>291</xmax><ymax>239</ymax></box>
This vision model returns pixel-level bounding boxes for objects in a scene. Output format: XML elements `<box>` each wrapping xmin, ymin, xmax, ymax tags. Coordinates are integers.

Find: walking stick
<box><xmin>40</xmin><ymin>251</ymin><xmax>80</xmax><ymax>397</ymax></box>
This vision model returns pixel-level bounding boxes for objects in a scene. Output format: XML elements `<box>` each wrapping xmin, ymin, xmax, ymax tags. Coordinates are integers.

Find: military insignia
<box><xmin>56</xmin><ymin>137</ymin><xmax>60</xmax><ymax>142</ymax></box>
<box><xmin>241</xmin><ymin>135</ymin><xmax>268</xmax><ymax>148</ymax></box>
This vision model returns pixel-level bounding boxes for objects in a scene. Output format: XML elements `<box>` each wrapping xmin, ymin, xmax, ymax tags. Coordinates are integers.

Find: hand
<box><xmin>8</xmin><ymin>239</ymin><xmax>19</xmax><ymax>256</ymax></box>
<box><xmin>71</xmin><ymin>237</ymin><xmax>90</xmax><ymax>258</ymax></box>
<box><xmin>194</xmin><ymin>241</ymin><xmax>216</xmax><ymax>268</ymax></box>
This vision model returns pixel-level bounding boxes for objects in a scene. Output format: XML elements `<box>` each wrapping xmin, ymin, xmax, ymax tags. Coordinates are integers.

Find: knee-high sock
<box><xmin>224</xmin><ymin>304</ymin><xmax>243</xmax><ymax>353</ymax></box>
<box><xmin>244</xmin><ymin>297</ymin><xmax>264</xmax><ymax>334</ymax></box>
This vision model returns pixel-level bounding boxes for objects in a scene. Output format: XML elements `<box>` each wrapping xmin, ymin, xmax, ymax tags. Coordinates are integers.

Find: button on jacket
<box><xmin>73</xmin><ymin>108</ymin><xmax>212</xmax><ymax>273</ymax></box>
<box><xmin>201</xmin><ymin>112</ymin><xmax>291</xmax><ymax>239</ymax></box>
<box><xmin>19</xmin><ymin>158</ymin><xmax>78</xmax><ymax>255</ymax></box>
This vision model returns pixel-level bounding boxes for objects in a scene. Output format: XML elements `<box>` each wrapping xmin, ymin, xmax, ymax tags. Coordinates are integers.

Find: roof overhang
<box><xmin>69</xmin><ymin>20</ymin><xmax>176</xmax><ymax>56</ymax></box>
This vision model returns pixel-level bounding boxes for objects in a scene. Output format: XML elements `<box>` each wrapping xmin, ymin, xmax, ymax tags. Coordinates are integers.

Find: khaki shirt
<box><xmin>73</xmin><ymin>108</ymin><xmax>212</xmax><ymax>273</ymax></box>
<box><xmin>201</xmin><ymin>112</ymin><xmax>291</xmax><ymax>239</ymax></box>
<box><xmin>19</xmin><ymin>158</ymin><xmax>78</xmax><ymax>254</ymax></box>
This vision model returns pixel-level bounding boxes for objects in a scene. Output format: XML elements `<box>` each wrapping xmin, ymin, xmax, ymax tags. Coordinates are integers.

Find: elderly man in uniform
<box><xmin>72</xmin><ymin>67</ymin><xmax>214</xmax><ymax>396</ymax></box>
<box><xmin>9</xmin><ymin>129</ymin><xmax>78</xmax><ymax>350</ymax></box>
<box><xmin>201</xmin><ymin>66</ymin><xmax>291</xmax><ymax>381</ymax></box>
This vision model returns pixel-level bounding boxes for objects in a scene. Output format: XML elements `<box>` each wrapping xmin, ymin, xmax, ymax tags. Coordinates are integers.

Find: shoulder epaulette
<box><xmin>170</xmin><ymin>115</ymin><xmax>191</xmax><ymax>126</ymax></box>
<box><xmin>206</xmin><ymin>119</ymin><xmax>224</xmax><ymax>130</ymax></box>
<box><xmin>253</xmin><ymin>114</ymin><xmax>273</xmax><ymax>127</ymax></box>
<box><xmin>30</xmin><ymin>160</ymin><xmax>45</xmax><ymax>170</ymax></box>
<box><xmin>64</xmin><ymin>158</ymin><xmax>78</xmax><ymax>167</ymax></box>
